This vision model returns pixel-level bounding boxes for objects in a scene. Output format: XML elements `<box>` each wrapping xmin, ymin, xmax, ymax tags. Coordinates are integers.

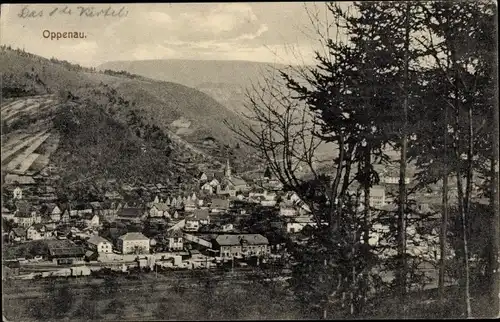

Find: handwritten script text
<box><xmin>17</xmin><ymin>5</ymin><xmax>129</xmax><ymax>19</ymax></box>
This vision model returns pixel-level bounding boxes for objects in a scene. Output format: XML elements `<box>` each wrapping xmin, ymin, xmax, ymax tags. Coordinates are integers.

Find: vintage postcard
<box><xmin>1</xmin><ymin>2</ymin><xmax>498</xmax><ymax>321</ymax></box>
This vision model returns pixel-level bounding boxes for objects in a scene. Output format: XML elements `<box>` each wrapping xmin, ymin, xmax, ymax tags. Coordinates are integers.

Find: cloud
<box><xmin>146</xmin><ymin>11</ymin><xmax>173</xmax><ymax>24</ymax></box>
<box><xmin>0</xmin><ymin>3</ymin><xmax>319</xmax><ymax>66</ymax></box>
<box><xmin>235</xmin><ymin>24</ymin><xmax>269</xmax><ymax>41</ymax></box>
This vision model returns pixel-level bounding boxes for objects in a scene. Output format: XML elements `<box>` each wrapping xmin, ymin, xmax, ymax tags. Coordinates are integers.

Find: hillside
<box><xmin>1</xmin><ymin>49</ymin><xmax>248</xmax><ymax>156</ymax></box>
<box><xmin>0</xmin><ymin>47</ymin><xmax>257</xmax><ymax>193</ymax></box>
<box><xmin>98</xmin><ymin>59</ymin><xmax>403</xmax><ymax>165</ymax></box>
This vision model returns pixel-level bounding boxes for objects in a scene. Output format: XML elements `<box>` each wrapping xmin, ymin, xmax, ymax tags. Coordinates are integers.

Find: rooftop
<box><xmin>165</xmin><ymin>230</ymin><xmax>183</xmax><ymax>238</ymax></box>
<box><xmin>48</xmin><ymin>246</ymin><xmax>86</xmax><ymax>257</ymax></box>
<box><xmin>211</xmin><ymin>198</ymin><xmax>230</xmax><ymax>209</ymax></box>
<box><xmin>118</xmin><ymin>232</ymin><xmax>149</xmax><ymax>241</ymax></box>
<box><xmin>152</xmin><ymin>203</ymin><xmax>170</xmax><ymax>211</ymax></box>
<box><xmin>215</xmin><ymin>234</ymin><xmax>269</xmax><ymax>246</ymax></box>
<box><xmin>87</xmin><ymin>235</ymin><xmax>111</xmax><ymax>245</ymax></box>
<box><xmin>117</xmin><ymin>207</ymin><xmax>143</xmax><ymax>218</ymax></box>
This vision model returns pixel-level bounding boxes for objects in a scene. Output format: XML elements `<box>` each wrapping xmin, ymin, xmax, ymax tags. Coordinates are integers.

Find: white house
<box><xmin>26</xmin><ymin>224</ymin><xmax>52</xmax><ymax>240</ymax></box>
<box><xmin>359</xmin><ymin>186</ymin><xmax>386</xmax><ymax>208</ymax></box>
<box><xmin>87</xmin><ymin>235</ymin><xmax>113</xmax><ymax>253</ymax></box>
<box><xmin>149</xmin><ymin>203</ymin><xmax>170</xmax><ymax>217</ymax></box>
<box><xmin>82</xmin><ymin>213</ymin><xmax>100</xmax><ymax>228</ymax></box>
<box><xmin>184</xmin><ymin>199</ymin><xmax>197</xmax><ymax>212</ymax></box>
<box><xmin>279</xmin><ymin>202</ymin><xmax>298</xmax><ymax>217</ymax></box>
<box><xmin>47</xmin><ymin>204</ymin><xmax>62</xmax><ymax>222</ymax></box>
<box><xmin>261</xmin><ymin>199</ymin><xmax>277</xmax><ymax>207</ymax></box>
<box><xmin>199</xmin><ymin>172</ymin><xmax>209</xmax><ymax>182</ymax></box>
<box><xmin>201</xmin><ymin>182</ymin><xmax>214</xmax><ymax>194</ymax></box>
<box><xmin>117</xmin><ymin>232</ymin><xmax>150</xmax><ymax>254</ymax></box>
<box><xmin>13</xmin><ymin>187</ymin><xmax>23</xmax><ymax>200</ymax></box>
<box><xmin>184</xmin><ymin>218</ymin><xmax>200</xmax><ymax>232</ymax></box>
<box><xmin>165</xmin><ymin>229</ymin><xmax>184</xmax><ymax>251</ymax></box>
<box><xmin>208</xmin><ymin>178</ymin><xmax>220</xmax><ymax>187</ymax></box>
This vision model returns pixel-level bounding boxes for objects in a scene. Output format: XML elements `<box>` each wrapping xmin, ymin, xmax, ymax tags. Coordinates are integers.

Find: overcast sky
<box><xmin>0</xmin><ymin>2</ymin><xmax>350</xmax><ymax>67</ymax></box>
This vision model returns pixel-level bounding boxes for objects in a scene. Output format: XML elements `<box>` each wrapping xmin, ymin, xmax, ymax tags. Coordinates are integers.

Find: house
<box><xmin>116</xmin><ymin>207</ymin><xmax>145</xmax><ymax>222</ymax></box>
<box><xmin>184</xmin><ymin>199</ymin><xmax>197</xmax><ymax>212</ymax></box>
<box><xmin>217</xmin><ymin>182</ymin><xmax>236</xmax><ymax>197</ymax></box>
<box><xmin>48</xmin><ymin>242</ymin><xmax>86</xmax><ymax>265</ymax></box>
<box><xmin>14</xmin><ymin>206</ymin><xmax>41</xmax><ymax>227</ymax></box>
<box><xmin>210</xmin><ymin>198</ymin><xmax>230</xmax><ymax>213</ymax></box>
<box><xmin>87</xmin><ymin>235</ymin><xmax>113</xmax><ymax>253</ymax></box>
<box><xmin>104</xmin><ymin>190</ymin><xmax>123</xmax><ymax>201</ymax></box>
<box><xmin>213</xmin><ymin>234</ymin><xmax>270</xmax><ymax>259</ymax></box>
<box><xmin>41</xmin><ymin>203</ymin><xmax>62</xmax><ymax>222</ymax></box>
<box><xmin>89</xmin><ymin>201</ymin><xmax>102</xmax><ymax>213</ymax></box>
<box><xmin>284</xmin><ymin>191</ymin><xmax>302</xmax><ymax>204</ymax></box>
<box><xmin>184</xmin><ymin>218</ymin><xmax>200</xmax><ymax>232</ymax></box>
<box><xmin>82</xmin><ymin>213</ymin><xmax>100</xmax><ymax>228</ymax></box>
<box><xmin>286</xmin><ymin>216</ymin><xmax>317</xmax><ymax>233</ymax></box>
<box><xmin>279</xmin><ymin>202</ymin><xmax>298</xmax><ymax>217</ymax></box>
<box><xmin>117</xmin><ymin>232</ymin><xmax>150</xmax><ymax>254</ymax></box>
<box><xmin>149</xmin><ymin>203</ymin><xmax>170</xmax><ymax>217</ymax></box>
<box><xmin>2</xmin><ymin>207</ymin><xmax>15</xmax><ymax>221</ymax></box>
<box><xmin>358</xmin><ymin>186</ymin><xmax>386</xmax><ymax>208</ymax></box>
<box><xmin>74</xmin><ymin>204</ymin><xmax>94</xmax><ymax>216</ymax></box>
<box><xmin>184</xmin><ymin>209</ymin><xmax>210</xmax><ymax>232</ymax></box>
<box><xmin>208</xmin><ymin>178</ymin><xmax>220</xmax><ymax>188</ymax></box>
<box><xmin>9</xmin><ymin>228</ymin><xmax>26</xmax><ymax>242</ymax></box>
<box><xmin>199</xmin><ymin>172</ymin><xmax>209</xmax><ymax>182</ymax></box>
<box><xmin>226</xmin><ymin>176</ymin><xmax>249</xmax><ymax>192</ymax></box>
<box><xmin>27</xmin><ymin>224</ymin><xmax>53</xmax><ymax>240</ymax></box>
<box><xmin>192</xmin><ymin>209</ymin><xmax>210</xmax><ymax>225</ymax></box>
<box><xmin>4</xmin><ymin>174</ymin><xmax>36</xmax><ymax>185</ymax></box>
<box><xmin>61</xmin><ymin>211</ymin><xmax>71</xmax><ymax>223</ymax></box>
<box><xmin>261</xmin><ymin>199</ymin><xmax>277</xmax><ymax>207</ymax></box>
<box><xmin>201</xmin><ymin>182</ymin><xmax>214</xmax><ymax>194</ymax></box>
<box><xmin>249</xmin><ymin>189</ymin><xmax>267</xmax><ymax>199</ymax></box>
<box><xmin>13</xmin><ymin>186</ymin><xmax>23</xmax><ymax>200</ymax></box>
<box><xmin>165</xmin><ymin>229</ymin><xmax>184</xmax><ymax>251</ymax></box>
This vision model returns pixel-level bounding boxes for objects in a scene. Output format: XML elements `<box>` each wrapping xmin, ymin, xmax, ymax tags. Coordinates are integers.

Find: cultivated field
<box><xmin>1</xmin><ymin>95</ymin><xmax>62</xmax><ymax>177</ymax></box>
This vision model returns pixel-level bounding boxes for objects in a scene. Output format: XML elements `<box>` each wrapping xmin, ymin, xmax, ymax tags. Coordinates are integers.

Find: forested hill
<box><xmin>0</xmin><ymin>46</ymin><xmax>253</xmax><ymax>189</ymax></box>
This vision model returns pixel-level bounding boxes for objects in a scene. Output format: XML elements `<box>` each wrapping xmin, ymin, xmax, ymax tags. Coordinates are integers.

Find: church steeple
<box><xmin>225</xmin><ymin>158</ymin><xmax>232</xmax><ymax>178</ymax></box>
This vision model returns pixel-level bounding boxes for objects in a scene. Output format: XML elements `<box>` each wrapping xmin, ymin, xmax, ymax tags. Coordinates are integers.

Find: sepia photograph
<box><xmin>0</xmin><ymin>2</ymin><xmax>499</xmax><ymax>320</ymax></box>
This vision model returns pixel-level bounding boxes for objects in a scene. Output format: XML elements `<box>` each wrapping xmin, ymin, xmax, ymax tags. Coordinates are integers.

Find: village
<box><xmin>2</xmin><ymin>159</ymin><xmax>312</xmax><ymax>278</ymax></box>
<box><xmin>2</xmin><ymin>156</ymin><xmax>448</xmax><ymax>281</ymax></box>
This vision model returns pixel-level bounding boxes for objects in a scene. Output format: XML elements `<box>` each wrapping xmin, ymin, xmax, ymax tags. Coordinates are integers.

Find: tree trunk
<box><xmin>397</xmin><ymin>1</ymin><xmax>411</xmax><ymax>305</ymax></box>
<box><xmin>489</xmin><ymin>52</ymin><xmax>500</xmax><ymax>317</ymax></box>
<box><xmin>452</xmin><ymin>53</ymin><xmax>472</xmax><ymax>317</ymax></box>
<box><xmin>439</xmin><ymin>103</ymin><xmax>449</xmax><ymax>304</ymax></box>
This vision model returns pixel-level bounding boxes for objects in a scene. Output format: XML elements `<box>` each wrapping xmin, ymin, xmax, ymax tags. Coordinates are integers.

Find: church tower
<box><xmin>224</xmin><ymin>159</ymin><xmax>232</xmax><ymax>178</ymax></box>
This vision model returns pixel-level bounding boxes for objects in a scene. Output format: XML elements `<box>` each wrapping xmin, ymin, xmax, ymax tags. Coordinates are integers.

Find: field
<box><xmin>2</xmin><ymin>272</ymin><xmax>301</xmax><ymax>321</ymax></box>
<box><xmin>1</xmin><ymin>94</ymin><xmax>62</xmax><ymax>179</ymax></box>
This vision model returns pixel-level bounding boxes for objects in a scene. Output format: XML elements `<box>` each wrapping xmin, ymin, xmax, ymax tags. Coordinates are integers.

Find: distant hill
<box><xmin>97</xmin><ymin>58</ymin><xmax>404</xmax><ymax>171</ymax></box>
<box><xmin>98</xmin><ymin>59</ymin><xmax>289</xmax><ymax>88</ymax></box>
<box><xmin>97</xmin><ymin>59</ymin><xmax>297</xmax><ymax>118</ymax></box>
